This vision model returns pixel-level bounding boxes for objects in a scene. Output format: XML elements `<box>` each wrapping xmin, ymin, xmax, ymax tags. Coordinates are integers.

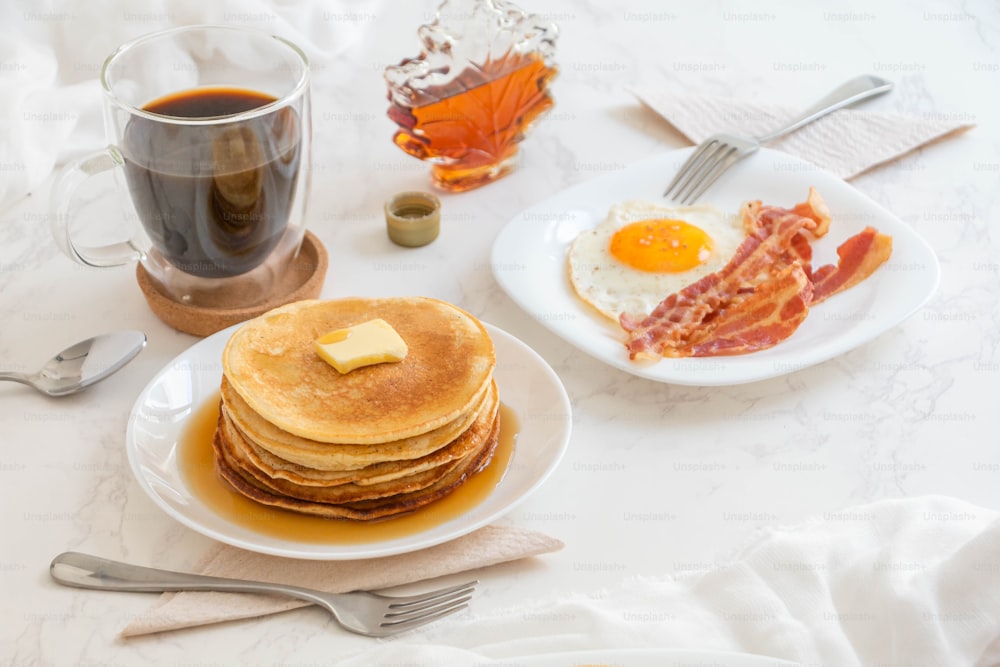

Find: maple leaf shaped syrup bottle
<box><xmin>385</xmin><ymin>0</ymin><xmax>559</xmax><ymax>192</ymax></box>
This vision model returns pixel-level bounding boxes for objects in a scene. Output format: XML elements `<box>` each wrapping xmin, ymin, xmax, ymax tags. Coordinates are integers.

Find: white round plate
<box><xmin>126</xmin><ymin>322</ymin><xmax>572</xmax><ymax>559</ymax></box>
<box><xmin>492</xmin><ymin>147</ymin><xmax>940</xmax><ymax>386</ymax></box>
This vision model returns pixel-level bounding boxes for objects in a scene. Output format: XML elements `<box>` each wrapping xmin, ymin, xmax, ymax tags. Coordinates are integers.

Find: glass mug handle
<box><xmin>50</xmin><ymin>147</ymin><xmax>145</xmax><ymax>267</ymax></box>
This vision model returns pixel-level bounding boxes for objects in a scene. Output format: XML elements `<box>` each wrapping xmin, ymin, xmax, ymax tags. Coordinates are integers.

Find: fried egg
<box><xmin>568</xmin><ymin>201</ymin><xmax>746</xmax><ymax>320</ymax></box>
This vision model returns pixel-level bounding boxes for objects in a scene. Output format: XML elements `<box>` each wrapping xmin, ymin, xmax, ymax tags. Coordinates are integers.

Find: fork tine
<box><xmin>662</xmin><ymin>138</ymin><xmax>719</xmax><ymax>198</ymax></box>
<box><xmin>673</xmin><ymin>142</ymin><xmax>730</xmax><ymax>202</ymax></box>
<box><xmin>679</xmin><ymin>145</ymin><xmax>739</xmax><ymax>204</ymax></box>
<box><xmin>380</xmin><ymin>596</ymin><xmax>472</xmax><ymax>632</ymax></box>
<box><xmin>380</xmin><ymin>580</ymin><xmax>477</xmax><ymax>607</ymax></box>
<box><xmin>385</xmin><ymin>589</ymin><xmax>475</xmax><ymax>618</ymax></box>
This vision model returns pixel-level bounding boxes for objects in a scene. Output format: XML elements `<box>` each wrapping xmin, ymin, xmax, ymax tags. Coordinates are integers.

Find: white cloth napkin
<box><xmin>336</xmin><ymin>495</ymin><xmax>1000</xmax><ymax>666</ymax></box>
<box><xmin>633</xmin><ymin>88</ymin><xmax>974</xmax><ymax>179</ymax></box>
<box><xmin>0</xmin><ymin>0</ymin><xmax>371</xmax><ymax>209</ymax></box>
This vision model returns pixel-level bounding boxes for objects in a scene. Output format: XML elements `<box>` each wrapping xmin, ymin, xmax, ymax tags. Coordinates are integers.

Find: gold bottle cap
<box><xmin>384</xmin><ymin>191</ymin><xmax>441</xmax><ymax>247</ymax></box>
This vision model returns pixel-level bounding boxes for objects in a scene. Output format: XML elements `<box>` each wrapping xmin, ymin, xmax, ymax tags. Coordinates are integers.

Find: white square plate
<box><xmin>492</xmin><ymin>147</ymin><xmax>939</xmax><ymax>385</ymax></box>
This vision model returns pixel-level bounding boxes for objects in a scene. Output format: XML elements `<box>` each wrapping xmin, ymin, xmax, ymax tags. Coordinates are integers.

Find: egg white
<box><xmin>568</xmin><ymin>201</ymin><xmax>746</xmax><ymax>320</ymax></box>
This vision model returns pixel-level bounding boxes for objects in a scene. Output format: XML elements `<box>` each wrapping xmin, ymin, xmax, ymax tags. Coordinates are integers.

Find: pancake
<box><xmin>228</xmin><ymin>381</ymin><xmax>500</xmax><ymax>487</ymax></box>
<box><xmin>213</xmin><ymin>296</ymin><xmax>503</xmax><ymax>521</ymax></box>
<box><xmin>222</xmin><ymin>297</ymin><xmax>496</xmax><ymax>444</ymax></box>
<box><xmin>220</xmin><ymin>374</ymin><xmax>493</xmax><ymax>470</ymax></box>
<box><xmin>214</xmin><ymin>412</ymin><xmax>501</xmax><ymax>521</ymax></box>
<box><xmin>215</xmin><ymin>409</ymin><xmax>476</xmax><ymax>504</ymax></box>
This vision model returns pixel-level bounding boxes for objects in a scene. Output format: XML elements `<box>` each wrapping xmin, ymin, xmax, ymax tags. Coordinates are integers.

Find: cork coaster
<box><xmin>137</xmin><ymin>231</ymin><xmax>328</xmax><ymax>337</ymax></box>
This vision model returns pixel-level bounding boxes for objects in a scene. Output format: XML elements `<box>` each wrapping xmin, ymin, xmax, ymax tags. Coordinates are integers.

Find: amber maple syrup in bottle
<box><xmin>385</xmin><ymin>0</ymin><xmax>559</xmax><ymax>192</ymax></box>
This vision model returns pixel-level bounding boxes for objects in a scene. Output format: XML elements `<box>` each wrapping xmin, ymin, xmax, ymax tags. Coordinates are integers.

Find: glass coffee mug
<box><xmin>52</xmin><ymin>25</ymin><xmax>312</xmax><ymax>309</ymax></box>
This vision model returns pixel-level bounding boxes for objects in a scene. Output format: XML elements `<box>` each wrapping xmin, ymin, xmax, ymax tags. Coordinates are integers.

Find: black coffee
<box><xmin>122</xmin><ymin>87</ymin><xmax>301</xmax><ymax>278</ymax></box>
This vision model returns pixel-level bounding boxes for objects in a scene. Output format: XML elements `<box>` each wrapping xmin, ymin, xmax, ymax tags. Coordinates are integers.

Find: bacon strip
<box><xmin>619</xmin><ymin>188</ymin><xmax>891</xmax><ymax>360</ymax></box>
<box><xmin>682</xmin><ymin>264</ymin><xmax>813</xmax><ymax>357</ymax></box>
<box><xmin>621</xmin><ymin>211</ymin><xmax>810</xmax><ymax>359</ymax></box>
<box><xmin>792</xmin><ymin>186</ymin><xmax>832</xmax><ymax>238</ymax></box>
<box><xmin>811</xmin><ymin>227</ymin><xmax>893</xmax><ymax>305</ymax></box>
<box><xmin>741</xmin><ymin>186</ymin><xmax>831</xmax><ymax>239</ymax></box>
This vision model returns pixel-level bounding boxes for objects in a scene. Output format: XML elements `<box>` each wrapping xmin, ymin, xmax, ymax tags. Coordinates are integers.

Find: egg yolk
<box><xmin>609</xmin><ymin>219</ymin><xmax>715</xmax><ymax>273</ymax></box>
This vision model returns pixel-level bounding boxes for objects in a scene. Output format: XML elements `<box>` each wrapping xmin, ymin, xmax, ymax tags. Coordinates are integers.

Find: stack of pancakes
<box><xmin>214</xmin><ymin>297</ymin><xmax>499</xmax><ymax>521</ymax></box>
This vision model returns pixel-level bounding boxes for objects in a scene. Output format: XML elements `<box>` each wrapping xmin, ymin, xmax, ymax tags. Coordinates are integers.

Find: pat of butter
<box><xmin>314</xmin><ymin>318</ymin><xmax>408</xmax><ymax>374</ymax></box>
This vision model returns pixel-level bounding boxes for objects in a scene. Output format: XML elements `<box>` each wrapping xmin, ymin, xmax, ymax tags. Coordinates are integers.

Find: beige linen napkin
<box><xmin>121</xmin><ymin>525</ymin><xmax>562</xmax><ymax>637</ymax></box>
<box><xmin>633</xmin><ymin>88</ymin><xmax>974</xmax><ymax>179</ymax></box>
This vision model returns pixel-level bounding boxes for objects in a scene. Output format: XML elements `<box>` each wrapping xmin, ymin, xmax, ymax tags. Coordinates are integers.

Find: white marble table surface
<box><xmin>2</xmin><ymin>0</ymin><xmax>998</xmax><ymax>664</ymax></box>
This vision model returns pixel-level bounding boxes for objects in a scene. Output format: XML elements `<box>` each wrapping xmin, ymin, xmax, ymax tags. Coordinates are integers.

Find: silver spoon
<box><xmin>0</xmin><ymin>331</ymin><xmax>146</xmax><ymax>397</ymax></box>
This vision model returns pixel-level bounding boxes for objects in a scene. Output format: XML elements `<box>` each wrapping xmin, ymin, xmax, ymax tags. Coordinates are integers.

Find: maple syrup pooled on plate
<box><xmin>387</xmin><ymin>55</ymin><xmax>557</xmax><ymax>192</ymax></box>
<box><xmin>177</xmin><ymin>395</ymin><xmax>518</xmax><ymax>544</ymax></box>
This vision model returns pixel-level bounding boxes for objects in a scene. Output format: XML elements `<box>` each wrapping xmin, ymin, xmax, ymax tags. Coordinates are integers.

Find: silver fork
<box><xmin>50</xmin><ymin>551</ymin><xmax>476</xmax><ymax>637</ymax></box>
<box><xmin>663</xmin><ymin>74</ymin><xmax>893</xmax><ymax>204</ymax></box>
